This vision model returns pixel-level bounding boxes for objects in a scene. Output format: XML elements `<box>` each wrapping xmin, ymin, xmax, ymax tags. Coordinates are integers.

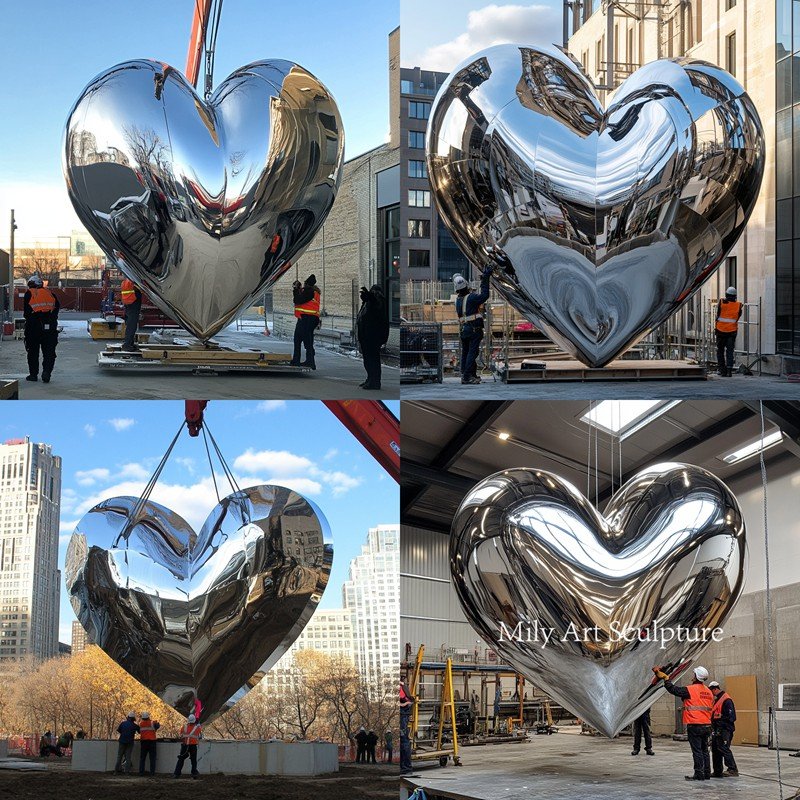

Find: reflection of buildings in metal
<box><xmin>63</xmin><ymin>59</ymin><xmax>344</xmax><ymax>341</ymax></box>
<box><xmin>65</xmin><ymin>485</ymin><xmax>332</xmax><ymax>721</ymax></box>
<box><xmin>427</xmin><ymin>45</ymin><xmax>764</xmax><ymax>367</ymax></box>
<box><xmin>450</xmin><ymin>462</ymin><xmax>746</xmax><ymax>738</ymax></box>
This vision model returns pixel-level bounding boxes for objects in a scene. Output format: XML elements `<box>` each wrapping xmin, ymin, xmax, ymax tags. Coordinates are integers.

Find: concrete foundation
<box><xmin>71</xmin><ymin>739</ymin><xmax>338</xmax><ymax>776</ymax></box>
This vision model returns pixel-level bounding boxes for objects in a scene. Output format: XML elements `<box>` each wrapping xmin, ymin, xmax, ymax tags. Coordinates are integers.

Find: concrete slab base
<box><xmin>71</xmin><ymin>739</ymin><xmax>338</xmax><ymax>776</ymax></box>
<box><xmin>400</xmin><ymin>731</ymin><xmax>800</xmax><ymax>800</ymax></box>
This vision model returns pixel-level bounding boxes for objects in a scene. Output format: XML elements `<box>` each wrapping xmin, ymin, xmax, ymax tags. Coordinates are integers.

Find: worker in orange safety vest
<box><xmin>23</xmin><ymin>276</ymin><xmax>60</xmax><ymax>383</ymax></box>
<box><xmin>173</xmin><ymin>713</ymin><xmax>202</xmax><ymax>778</ymax></box>
<box><xmin>290</xmin><ymin>274</ymin><xmax>321</xmax><ymax>370</ymax></box>
<box><xmin>120</xmin><ymin>278</ymin><xmax>143</xmax><ymax>354</ymax></box>
<box><xmin>709</xmin><ymin>681</ymin><xmax>739</xmax><ymax>778</ymax></box>
<box><xmin>715</xmin><ymin>286</ymin><xmax>743</xmax><ymax>377</ymax></box>
<box><xmin>653</xmin><ymin>665</ymin><xmax>713</xmax><ymax>782</ymax></box>
<box><xmin>138</xmin><ymin>710</ymin><xmax>160</xmax><ymax>776</ymax></box>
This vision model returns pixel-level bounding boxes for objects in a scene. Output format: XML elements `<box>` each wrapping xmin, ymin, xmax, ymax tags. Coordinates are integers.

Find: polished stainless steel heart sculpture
<box><xmin>63</xmin><ymin>60</ymin><xmax>344</xmax><ymax>341</ymax></box>
<box><xmin>65</xmin><ymin>485</ymin><xmax>332</xmax><ymax>720</ymax></box>
<box><xmin>427</xmin><ymin>45</ymin><xmax>764</xmax><ymax>367</ymax></box>
<box><xmin>450</xmin><ymin>463</ymin><xmax>745</xmax><ymax>737</ymax></box>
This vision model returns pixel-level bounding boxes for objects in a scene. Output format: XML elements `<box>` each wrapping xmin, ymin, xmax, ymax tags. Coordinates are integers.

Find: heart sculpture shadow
<box><xmin>450</xmin><ymin>463</ymin><xmax>746</xmax><ymax>737</ymax></box>
<box><xmin>427</xmin><ymin>45</ymin><xmax>764</xmax><ymax>367</ymax></box>
<box><xmin>65</xmin><ymin>485</ymin><xmax>332</xmax><ymax>721</ymax></box>
<box><xmin>63</xmin><ymin>59</ymin><xmax>344</xmax><ymax>341</ymax></box>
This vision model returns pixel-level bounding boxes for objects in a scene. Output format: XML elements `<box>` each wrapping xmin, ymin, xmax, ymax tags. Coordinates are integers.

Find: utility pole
<box><xmin>9</xmin><ymin>209</ymin><xmax>16</xmax><ymax>279</ymax></box>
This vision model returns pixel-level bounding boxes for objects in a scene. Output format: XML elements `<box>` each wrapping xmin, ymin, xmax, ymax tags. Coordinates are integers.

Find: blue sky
<box><xmin>401</xmin><ymin>1</ymin><xmax>563</xmax><ymax>70</ymax></box>
<box><xmin>0</xmin><ymin>0</ymin><xmax>397</xmax><ymax>245</ymax></box>
<box><xmin>0</xmin><ymin>399</ymin><xmax>399</xmax><ymax>643</ymax></box>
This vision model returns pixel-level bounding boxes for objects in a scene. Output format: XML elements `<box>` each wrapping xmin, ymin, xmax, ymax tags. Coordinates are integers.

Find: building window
<box><xmin>408</xmin><ymin>190</ymin><xmax>431</xmax><ymax>207</ymax></box>
<box><xmin>408</xmin><ymin>219</ymin><xmax>431</xmax><ymax>238</ymax></box>
<box><xmin>409</xmin><ymin>101</ymin><xmax>431</xmax><ymax>120</ymax></box>
<box><xmin>408</xmin><ymin>250</ymin><xmax>430</xmax><ymax>268</ymax></box>
<box><xmin>437</xmin><ymin>218</ymin><xmax>469</xmax><ymax>282</ymax></box>
<box><xmin>401</xmin><ymin>79</ymin><xmax>415</xmax><ymax>94</ymax></box>
<box><xmin>726</xmin><ymin>0</ymin><xmax>736</xmax><ymax>8</ymax></box>
<box><xmin>383</xmin><ymin>206</ymin><xmax>400</xmax><ymax>324</ymax></box>
<box><xmin>725</xmin><ymin>256</ymin><xmax>737</xmax><ymax>289</ymax></box>
<box><xmin>725</xmin><ymin>32</ymin><xmax>736</xmax><ymax>76</ymax></box>
<box><xmin>408</xmin><ymin>131</ymin><xmax>425</xmax><ymax>149</ymax></box>
<box><xmin>408</xmin><ymin>160</ymin><xmax>428</xmax><ymax>179</ymax></box>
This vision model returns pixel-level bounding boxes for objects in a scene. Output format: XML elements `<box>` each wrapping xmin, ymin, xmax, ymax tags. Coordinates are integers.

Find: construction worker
<box><xmin>356</xmin><ymin>284</ymin><xmax>389</xmax><ymax>390</ymax></box>
<box><xmin>384</xmin><ymin>729</ymin><xmax>393</xmax><ymax>763</ymax></box>
<box><xmin>120</xmin><ymin>277</ymin><xmax>142</xmax><ymax>353</ymax></box>
<box><xmin>138</xmin><ymin>710</ymin><xmax>160</xmax><ymax>776</ymax></box>
<box><xmin>355</xmin><ymin>726</ymin><xmax>368</xmax><ymax>763</ymax></box>
<box><xmin>709</xmin><ymin>681</ymin><xmax>739</xmax><ymax>778</ymax></box>
<box><xmin>399</xmin><ymin>680</ymin><xmax>414</xmax><ymax>775</ymax></box>
<box><xmin>454</xmin><ymin>267</ymin><xmax>491</xmax><ymax>384</ymax></box>
<box><xmin>173</xmin><ymin>713</ymin><xmax>202</xmax><ymax>779</ymax></box>
<box><xmin>366</xmin><ymin>729</ymin><xmax>378</xmax><ymax>764</ymax></box>
<box><xmin>23</xmin><ymin>276</ymin><xmax>59</xmax><ymax>383</ymax></box>
<box><xmin>631</xmin><ymin>708</ymin><xmax>654</xmax><ymax>756</ymax></box>
<box><xmin>653</xmin><ymin>665</ymin><xmax>713</xmax><ymax>781</ymax></box>
<box><xmin>715</xmin><ymin>286</ymin><xmax>742</xmax><ymax>377</ymax></box>
<box><xmin>114</xmin><ymin>711</ymin><xmax>139</xmax><ymax>773</ymax></box>
<box><xmin>291</xmin><ymin>274</ymin><xmax>320</xmax><ymax>370</ymax></box>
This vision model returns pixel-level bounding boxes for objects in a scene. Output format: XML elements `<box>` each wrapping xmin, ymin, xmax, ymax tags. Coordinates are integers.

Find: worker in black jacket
<box><xmin>290</xmin><ymin>274</ymin><xmax>321</xmax><ymax>369</ymax></box>
<box><xmin>709</xmin><ymin>681</ymin><xmax>739</xmax><ymax>778</ymax></box>
<box><xmin>23</xmin><ymin>276</ymin><xmax>60</xmax><ymax>383</ymax></box>
<box><xmin>356</xmin><ymin>284</ymin><xmax>389</xmax><ymax>390</ymax></box>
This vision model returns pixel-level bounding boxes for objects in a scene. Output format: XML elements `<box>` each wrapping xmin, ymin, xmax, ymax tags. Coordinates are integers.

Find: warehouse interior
<box><xmin>400</xmin><ymin>400</ymin><xmax>800</xmax><ymax>800</ymax></box>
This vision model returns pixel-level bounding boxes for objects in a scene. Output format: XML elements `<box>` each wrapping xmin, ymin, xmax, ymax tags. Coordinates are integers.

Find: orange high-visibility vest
<box><xmin>28</xmin><ymin>288</ymin><xmax>56</xmax><ymax>313</ymax></box>
<box><xmin>683</xmin><ymin>683</ymin><xmax>713</xmax><ymax>726</ymax></box>
<box><xmin>139</xmin><ymin>719</ymin><xmax>157</xmax><ymax>740</ymax></box>
<box><xmin>716</xmin><ymin>300</ymin><xmax>742</xmax><ymax>333</ymax></box>
<box><xmin>120</xmin><ymin>279</ymin><xmax>138</xmax><ymax>306</ymax></box>
<box><xmin>294</xmin><ymin>288</ymin><xmax>321</xmax><ymax>318</ymax></box>
<box><xmin>711</xmin><ymin>692</ymin><xmax>731</xmax><ymax>722</ymax></box>
<box><xmin>180</xmin><ymin>723</ymin><xmax>202</xmax><ymax>745</ymax></box>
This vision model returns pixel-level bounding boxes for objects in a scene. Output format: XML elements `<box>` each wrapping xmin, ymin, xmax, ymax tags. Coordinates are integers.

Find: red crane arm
<box><xmin>185</xmin><ymin>400</ymin><xmax>208</xmax><ymax>437</ymax></box>
<box><xmin>185</xmin><ymin>0</ymin><xmax>212</xmax><ymax>87</ymax></box>
<box><xmin>323</xmin><ymin>401</ymin><xmax>400</xmax><ymax>484</ymax></box>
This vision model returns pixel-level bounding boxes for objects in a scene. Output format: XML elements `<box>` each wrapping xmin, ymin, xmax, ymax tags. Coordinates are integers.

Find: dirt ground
<box><xmin>0</xmin><ymin>762</ymin><xmax>398</xmax><ymax>799</ymax></box>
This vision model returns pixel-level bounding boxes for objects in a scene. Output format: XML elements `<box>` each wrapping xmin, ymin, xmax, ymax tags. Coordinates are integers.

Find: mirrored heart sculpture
<box><xmin>65</xmin><ymin>485</ymin><xmax>332</xmax><ymax>721</ymax></box>
<box><xmin>63</xmin><ymin>59</ymin><xmax>344</xmax><ymax>340</ymax></box>
<box><xmin>427</xmin><ymin>45</ymin><xmax>764</xmax><ymax>367</ymax></box>
<box><xmin>450</xmin><ymin>463</ymin><xmax>746</xmax><ymax>737</ymax></box>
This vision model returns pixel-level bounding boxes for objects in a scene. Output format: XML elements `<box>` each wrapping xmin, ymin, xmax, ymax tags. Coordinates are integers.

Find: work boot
<box><xmin>645</xmin><ymin>749</ymin><xmax>654</xmax><ymax>755</ymax></box>
<box><xmin>362</xmin><ymin>383</ymin><xmax>381</xmax><ymax>391</ymax></box>
<box><xmin>26</xmin><ymin>374</ymin><xmax>37</xmax><ymax>382</ymax></box>
<box><xmin>42</xmin><ymin>373</ymin><xmax>51</xmax><ymax>383</ymax></box>
<box><xmin>684</xmin><ymin>775</ymin><xmax>704</xmax><ymax>781</ymax></box>
<box><xmin>630</xmin><ymin>749</ymin><xmax>639</xmax><ymax>756</ymax></box>
<box><xmin>120</xmin><ymin>344</ymin><xmax>140</xmax><ymax>353</ymax></box>
<box><xmin>711</xmin><ymin>774</ymin><xmax>724</xmax><ymax>779</ymax></box>
<box><xmin>300</xmin><ymin>361</ymin><xmax>316</xmax><ymax>370</ymax></box>
<box><xmin>725</xmin><ymin>769</ymin><xmax>739</xmax><ymax>777</ymax></box>
<box><xmin>728</xmin><ymin>368</ymin><xmax>734</xmax><ymax>377</ymax></box>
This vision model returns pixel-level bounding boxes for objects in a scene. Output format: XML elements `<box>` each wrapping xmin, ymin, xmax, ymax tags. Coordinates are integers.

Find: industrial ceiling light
<box><xmin>498</xmin><ymin>432</ymin><xmax>511</xmax><ymax>441</ymax></box>
<box><xmin>720</xmin><ymin>429</ymin><xmax>783</xmax><ymax>464</ymax></box>
<box><xmin>580</xmin><ymin>400</ymin><xmax>680</xmax><ymax>440</ymax></box>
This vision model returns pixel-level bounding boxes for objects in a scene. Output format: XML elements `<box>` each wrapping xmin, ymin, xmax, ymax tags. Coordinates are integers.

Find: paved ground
<box><xmin>0</xmin><ymin>316</ymin><xmax>398</xmax><ymax>400</ymax></box>
<box><xmin>401</xmin><ymin>730</ymin><xmax>800</xmax><ymax>799</ymax></box>
<box><xmin>0</xmin><ymin>760</ymin><xmax>397</xmax><ymax>799</ymax></box>
<box><xmin>401</xmin><ymin>372</ymin><xmax>800</xmax><ymax>400</ymax></box>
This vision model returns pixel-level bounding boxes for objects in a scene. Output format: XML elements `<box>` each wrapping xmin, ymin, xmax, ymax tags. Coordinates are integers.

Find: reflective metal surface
<box><xmin>450</xmin><ymin>463</ymin><xmax>745</xmax><ymax>737</ymax></box>
<box><xmin>427</xmin><ymin>46</ymin><xmax>764</xmax><ymax>367</ymax></box>
<box><xmin>64</xmin><ymin>60</ymin><xmax>344</xmax><ymax>341</ymax></box>
<box><xmin>65</xmin><ymin>485</ymin><xmax>332</xmax><ymax>720</ymax></box>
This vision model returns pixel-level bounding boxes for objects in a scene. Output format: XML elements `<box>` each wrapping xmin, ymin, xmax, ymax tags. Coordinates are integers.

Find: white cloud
<box><xmin>323</xmin><ymin>448</ymin><xmax>339</xmax><ymax>461</ymax></box>
<box><xmin>256</xmin><ymin>400</ymin><xmax>287</xmax><ymax>413</ymax></box>
<box><xmin>409</xmin><ymin>4</ymin><xmax>562</xmax><ymax>71</ymax></box>
<box><xmin>175</xmin><ymin>457</ymin><xmax>196</xmax><ymax>475</ymax></box>
<box><xmin>316</xmin><ymin>470</ymin><xmax>363</xmax><ymax>497</ymax></box>
<box><xmin>84</xmin><ymin>424</ymin><xmax>96</xmax><ymax>438</ymax></box>
<box><xmin>109</xmin><ymin>418</ymin><xmax>135</xmax><ymax>432</ymax></box>
<box><xmin>118</xmin><ymin>463</ymin><xmax>149</xmax><ymax>480</ymax></box>
<box><xmin>74</xmin><ymin>467</ymin><xmax>110</xmax><ymax>486</ymax></box>
<box><xmin>234</xmin><ymin>449</ymin><xmax>314</xmax><ymax>476</ymax></box>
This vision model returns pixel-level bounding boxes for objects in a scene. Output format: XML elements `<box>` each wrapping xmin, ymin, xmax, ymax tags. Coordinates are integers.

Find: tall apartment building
<box><xmin>71</xmin><ymin>619</ymin><xmax>93</xmax><ymax>654</ymax></box>
<box><xmin>0</xmin><ymin>438</ymin><xmax>61</xmax><ymax>671</ymax></box>
<box><xmin>342</xmin><ymin>524</ymin><xmax>400</xmax><ymax>687</ymax></box>
<box><xmin>567</xmin><ymin>0</ymin><xmax>798</xmax><ymax>366</ymax></box>
<box><xmin>261</xmin><ymin>607</ymin><xmax>355</xmax><ymax>692</ymax></box>
<box><xmin>400</xmin><ymin>66</ymin><xmax>471</xmax><ymax>283</ymax></box>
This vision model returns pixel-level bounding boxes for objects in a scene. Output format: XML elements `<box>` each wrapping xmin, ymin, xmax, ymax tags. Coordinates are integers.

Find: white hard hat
<box><xmin>127</xmin><ymin>711</ymin><xmax>136</xmax><ymax>719</ymax></box>
<box><xmin>141</xmin><ymin>711</ymin><xmax>150</xmax><ymax>719</ymax></box>
<box><xmin>187</xmin><ymin>714</ymin><xmax>197</xmax><ymax>723</ymax></box>
<box><xmin>453</xmin><ymin>274</ymin><xmax>468</xmax><ymax>291</ymax></box>
<box><xmin>708</xmin><ymin>681</ymin><xmax>720</xmax><ymax>689</ymax></box>
<box><xmin>694</xmin><ymin>666</ymin><xmax>709</xmax><ymax>682</ymax></box>
<box><xmin>726</xmin><ymin>286</ymin><xmax>737</xmax><ymax>296</ymax></box>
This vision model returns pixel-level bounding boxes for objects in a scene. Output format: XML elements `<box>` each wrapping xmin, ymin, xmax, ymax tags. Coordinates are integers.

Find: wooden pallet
<box><xmin>505</xmin><ymin>358</ymin><xmax>707</xmax><ymax>382</ymax></box>
<box><xmin>98</xmin><ymin>340</ymin><xmax>307</xmax><ymax>374</ymax></box>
